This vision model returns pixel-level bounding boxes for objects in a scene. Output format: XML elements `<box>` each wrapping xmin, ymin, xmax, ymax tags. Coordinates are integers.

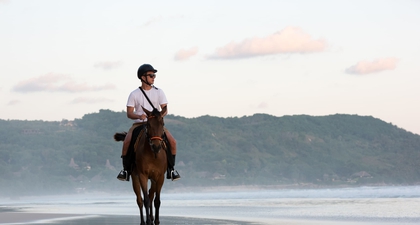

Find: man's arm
<box><xmin>126</xmin><ymin>106</ymin><xmax>147</xmax><ymax>120</ymax></box>
<box><xmin>161</xmin><ymin>104</ymin><xmax>168</xmax><ymax>117</ymax></box>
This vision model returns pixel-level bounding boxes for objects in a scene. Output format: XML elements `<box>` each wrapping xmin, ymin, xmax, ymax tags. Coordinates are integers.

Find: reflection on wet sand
<box><xmin>0</xmin><ymin>212</ymin><xmax>259</xmax><ymax>225</ymax></box>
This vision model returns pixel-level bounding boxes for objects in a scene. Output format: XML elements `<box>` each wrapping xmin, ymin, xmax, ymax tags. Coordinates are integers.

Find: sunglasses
<box><xmin>146</xmin><ymin>74</ymin><xmax>156</xmax><ymax>78</ymax></box>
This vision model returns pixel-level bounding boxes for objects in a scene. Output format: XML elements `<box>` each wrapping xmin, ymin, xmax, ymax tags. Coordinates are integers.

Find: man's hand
<box><xmin>139</xmin><ymin>114</ymin><xmax>147</xmax><ymax>120</ymax></box>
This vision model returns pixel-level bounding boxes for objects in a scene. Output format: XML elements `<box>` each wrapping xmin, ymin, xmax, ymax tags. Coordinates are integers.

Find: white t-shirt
<box><xmin>126</xmin><ymin>86</ymin><xmax>168</xmax><ymax>123</ymax></box>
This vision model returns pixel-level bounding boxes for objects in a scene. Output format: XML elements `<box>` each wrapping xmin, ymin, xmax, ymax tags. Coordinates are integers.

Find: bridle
<box><xmin>145</xmin><ymin>115</ymin><xmax>164</xmax><ymax>156</ymax></box>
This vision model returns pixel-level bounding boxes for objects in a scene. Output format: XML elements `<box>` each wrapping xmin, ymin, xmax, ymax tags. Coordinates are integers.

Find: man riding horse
<box><xmin>117</xmin><ymin>63</ymin><xmax>181</xmax><ymax>182</ymax></box>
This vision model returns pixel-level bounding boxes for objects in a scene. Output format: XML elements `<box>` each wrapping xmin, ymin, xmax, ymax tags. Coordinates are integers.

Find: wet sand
<box><xmin>1</xmin><ymin>212</ymin><xmax>94</xmax><ymax>224</ymax></box>
<box><xmin>0</xmin><ymin>211</ymin><xmax>395</xmax><ymax>225</ymax></box>
<box><xmin>0</xmin><ymin>211</ymin><xmax>261</xmax><ymax>225</ymax></box>
<box><xmin>3</xmin><ymin>186</ymin><xmax>420</xmax><ymax>225</ymax></box>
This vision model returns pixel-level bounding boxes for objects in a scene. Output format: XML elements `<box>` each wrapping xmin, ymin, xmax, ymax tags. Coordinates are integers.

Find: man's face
<box><xmin>144</xmin><ymin>71</ymin><xmax>156</xmax><ymax>84</ymax></box>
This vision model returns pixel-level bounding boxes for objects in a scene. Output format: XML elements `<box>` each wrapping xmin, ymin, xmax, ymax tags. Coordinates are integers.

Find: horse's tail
<box><xmin>114</xmin><ymin>132</ymin><xmax>127</xmax><ymax>142</ymax></box>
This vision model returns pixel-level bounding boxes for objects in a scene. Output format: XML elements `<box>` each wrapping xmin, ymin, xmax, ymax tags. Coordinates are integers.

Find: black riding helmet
<box><xmin>137</xmin><ymin>64</ymin><xmax>157</xmax><ymax>79</ymax></box>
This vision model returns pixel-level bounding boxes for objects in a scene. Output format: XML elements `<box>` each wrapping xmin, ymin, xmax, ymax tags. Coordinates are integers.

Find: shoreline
<box><xmin>1</xmin><ymin>206</ymin><xmax>414</xmax><ymax>225</ymax></box>
<box><xmin>2</xmin><ymin>183</ymin><xmax>420</xmax><ymax>198</ymax></box>
<box><xmin>1</xmin><ymin>186</ymin><xmax>419</xmax><ymax>225</ymax></box>
<box><xmin>163</xmin><ymin>183</ymin><xmax>420</xmax><ymax>194</ymax></box>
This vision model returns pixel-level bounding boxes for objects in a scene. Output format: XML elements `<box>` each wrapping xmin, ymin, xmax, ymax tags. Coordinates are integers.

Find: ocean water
<box><xmin>1</xmin><ymin>185</ymin><xmax>420</xmax><ymax>224</ymax></box>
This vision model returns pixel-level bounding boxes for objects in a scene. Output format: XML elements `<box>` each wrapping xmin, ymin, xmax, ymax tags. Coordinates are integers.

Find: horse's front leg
<box><xmin>153</xmin><ymin>177</ymin><xmax>164</xmax><ymax>225</ymax></box>
<box><xmin>140</xmin><ymin>175</ymin><xmax>152</xmax><ymax>225</ymax></box>
<box><xmin>154</xmin><ymin>191</ymin><xmax>161</xmax><ymax>225</ymax></box>
<box><xmin>131</xmin><ymin>172</ymin><xmax>145</xmax><ymax>225</ymax></box>
<box><xmin>148</xmin><ymin>182</ymin><xmax>156</xmax><ymax>222</ymax></box>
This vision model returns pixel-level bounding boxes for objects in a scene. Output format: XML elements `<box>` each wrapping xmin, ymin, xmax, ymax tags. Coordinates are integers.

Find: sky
<box><xmin>1</xmin><ymin>0</ymin><xmax>420</xmax><ymax>135</ymax></box>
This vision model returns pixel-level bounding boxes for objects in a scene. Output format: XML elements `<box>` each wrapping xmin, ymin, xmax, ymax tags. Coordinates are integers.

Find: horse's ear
<box><xmin>152</xmin><ymin>108</ymin><xmax>160</xmax><ymax>117</ymax></box>
<box><xmin>142</xmin><ymin>106</ymin><xmax>151</xmax><ymax>116</ymax></box>
<box><xmin>161</xmin><ymin>105</ymin><xmax>167</xmax><ymax>116</ymax></box>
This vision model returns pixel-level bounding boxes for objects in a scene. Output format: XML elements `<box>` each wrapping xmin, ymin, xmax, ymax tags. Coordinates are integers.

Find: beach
<box><xmin>3</xmin><ymin>210</ymin><xmax>416</xmax><ymax>225</ymax></box>
<box><xmin>0</xmin><ymin>211</ymin><xmax>262</xmax><ymax>225</ymax></box>
<box><xmin>1</xmin><ymin>186</ymin><xmax>420</xmax><ymax>225</ymax></box>
<box><xmin>0</xmin><ymin>211</ymin><xmax>397</xmax><ymax>225</ymax></box>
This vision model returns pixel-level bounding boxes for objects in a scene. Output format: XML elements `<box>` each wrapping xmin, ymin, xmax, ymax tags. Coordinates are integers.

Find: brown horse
<box><xmin>114</xmin><ymin>106</ymin><xmax>168</xmax><ymax>225</ymax></box>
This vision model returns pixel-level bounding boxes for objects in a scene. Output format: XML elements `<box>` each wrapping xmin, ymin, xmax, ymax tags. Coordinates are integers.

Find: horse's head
<box><xmin>143</xmin><ymin>106</ymin><xmax>167</xmax><ymax>154</ymax></box>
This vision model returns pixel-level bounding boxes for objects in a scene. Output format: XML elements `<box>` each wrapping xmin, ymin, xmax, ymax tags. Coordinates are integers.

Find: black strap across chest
<box><xmin>139</xmin><ymin>87</ymin><xmax>157</xmax><ymax>111</ymax></box>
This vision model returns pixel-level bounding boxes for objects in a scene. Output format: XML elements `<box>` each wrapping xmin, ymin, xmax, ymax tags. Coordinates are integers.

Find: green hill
<box><xmin>0</xmin><ymin>110</ymin><xmax>419</xmax><ymax>196</ymax></box>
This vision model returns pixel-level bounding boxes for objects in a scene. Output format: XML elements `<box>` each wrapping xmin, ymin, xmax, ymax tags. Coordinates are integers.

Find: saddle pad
<box><xmin>126</xmin><ymin>124</ymin><xmax>146</xmax><ymax>165</ymax></box>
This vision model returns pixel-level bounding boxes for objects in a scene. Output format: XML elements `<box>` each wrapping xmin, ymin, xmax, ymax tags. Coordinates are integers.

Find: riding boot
<box><xmin>117</xmin><ymin>155</ymin><xmax>130</xmax><ymax>182</ymax></box>
<box><xmin>166</xmin><ymin>155</ymin><xmax>181</xmax><ymax>181</ymax></box>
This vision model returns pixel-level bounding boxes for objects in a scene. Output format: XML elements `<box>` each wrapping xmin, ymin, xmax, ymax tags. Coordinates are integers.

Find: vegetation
<box><xmin>1</xmin><ymin>110</ymin><xmax>419</xmax><ymax>196</ymax></box>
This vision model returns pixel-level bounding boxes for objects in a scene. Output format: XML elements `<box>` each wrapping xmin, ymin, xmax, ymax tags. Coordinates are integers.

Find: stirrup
<box><xmin>117</xmin><ymin>170</ymin><xmax>129</xmax><ymax>181</ymax></box>
<box><xmin>171</xmin><ymin>170</ymin><xmax>181</xmax><ymax>181</ymax></box>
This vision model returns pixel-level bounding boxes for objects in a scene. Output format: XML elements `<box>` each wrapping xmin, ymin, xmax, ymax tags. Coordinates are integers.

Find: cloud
<box><xmin>142</xmin><ymin>16</ymin><xmax>163</xmax><ymax>27</ymax></box>
<box><xmin>70</xmin><ymin>97</ymin><xmax>114</xmax><ymax>104</ymax></box>
<box><xmin>257</xmin><ymin>102</ymin><xmax>268</xmax><ymax>109</ymax></box>
<box><xmin>174</xmin><ymin>47</ymin><xmax>199</xmax><ymax>61</ymax></box>
<box><xmin>345</xmin><ymin>57</ymin><xmax>399</xmax><ymax>75</ymax></box>
<box><xmin>141</xmin><ymin>15</ymin><xmax>184</xmax><ymax>27</ymax></box>
<box><xmin>94</xmin><ymin>61</ymin><xmax>122</xmax><ymax>70</ymax></box>
<box><xmin>12</xmin><ymin>73</ymin><xmax>116</xmax><ymax>93</ymax></box>
<box><xmin>7</xmin><ymin>100</ymin><xmax>20</xmax><ymax>106</ymax></box>
<box><xmin>208</xmin><ymin>27</ymin><xmax>327</xmax><ymax>59</ymax></box>
<box><xmin>0</xmin><ymin>0</ymin><xmax>10</xmax><ymax>4</ymax></box>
